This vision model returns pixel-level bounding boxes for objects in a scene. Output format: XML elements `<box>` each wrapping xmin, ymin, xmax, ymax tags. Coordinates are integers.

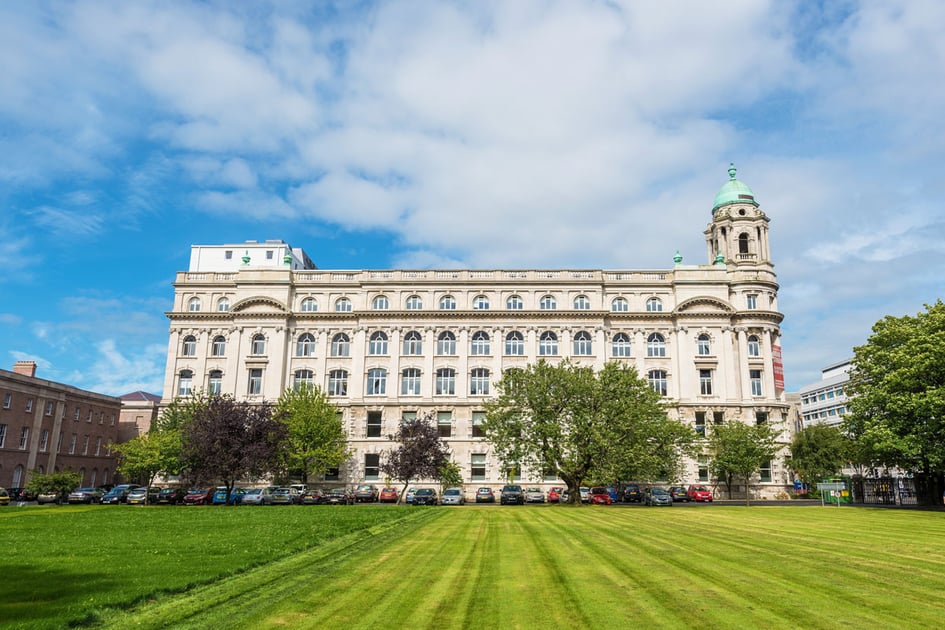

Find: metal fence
<box><xmin>850</xmin><ymin>476</ymin><xmax>929</xmax><ymax>506</ymax></box>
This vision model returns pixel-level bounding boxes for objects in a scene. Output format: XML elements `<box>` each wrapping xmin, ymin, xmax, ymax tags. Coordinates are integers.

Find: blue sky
<box><xmin>2</xmin><ymin>1</ymin><xmax>943</xmax><ymax>396</ymax></box>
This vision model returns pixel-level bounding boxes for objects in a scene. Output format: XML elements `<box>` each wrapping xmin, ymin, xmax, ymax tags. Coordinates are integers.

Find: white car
<box><xmin>441</xmin><ymin>487</ymin><xmax>465</xmax><ymax>505</ymax></box>
<box><xmin>525</xmin><ymin>488</ymin><xmax>545</xmax><ymax>503</ymax></box>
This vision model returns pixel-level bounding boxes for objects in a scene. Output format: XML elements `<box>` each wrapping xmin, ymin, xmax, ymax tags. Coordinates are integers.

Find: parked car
<box><xmin>622</xmin><ymin>484</ymin><xmax>643</xmax><ymax>503</ymax></box>
<box><xmin>37</xmin><ymin>491</ymin><xmax>65</xmax><ymax>504</ymax></box>
<box><xmin>589</xmin><ymin>486</ymin><xmax>613</xmax><ymax>505</ymax></box>
<box><xmin>644</xmin><ymin>488</ymin><xmax>673</xmax><ymax>506</ymax></box>
<box><xmin>7</xmin><ymin>487</ymin><xmax>35</xmax><ymax>502</ymax></box>
<box><xmin>606</xmin><ymin>486</ymin><xmax>620</xmax><ymax>503</ymax></box>
<box><xmin>441</xmin><ymin>487</ymin><xmax>465</xmax><ymax>505</ymax></box>
<box><xmin>525</xmin><ymin>487</ymin><xmax>545</xmax><ymax>504</ymax></box>
<box><xmin>157</xmin><ymin>487</ymin><xmax>186</xmax><ymax>505</ymax></box>
<box><xmin>547</xmin><ymin>487</ymin><xmax>563</xmax><ymax>503</ymax></box>
<box><xmin>270</xmin><ymin>487</ymin><xmax>301</xmax><ymax>505</ymax></box>
<box><xmin>101</xmin><ymin>484</ymin><xmax>141</xmax><ymax>504</ymax></box>
<box><xmin>213</xmin><ymin>487</ymin><xmax>246</xmax><ymax>505</ymax></box>
<box><xmin>325</xmin><ymin>488</ymin><xmax>352</xmax><ymax>505</ymax></box>
<box><xmin>354</xmin><ymin>484</ymin><xmax>379</xmax><ymax>503</ymax></box>
<box><xmin>182</xmin><ymin>488</ymin><xmax>216</xmax><ymax>506</ymax></box>
<box><xmin>241</xmin><ymin>487</ymin><xmax>271</xmax><ymax>506</ymax></box>
<box><xmin>68</xmin><ymin>487</ymin><xmax>104</xmax><ymax>504</ymax></box>
<box><xmin>500</xmin><ymin>485</ymin><xmax>524</xmax><ymax>505</ymax></box>
<box><xmin>405</xmin><ymin>487</ymin><xmax>417</xmax><ymax>504</ymax></box>
<box><xmin>579</xmin><ymin>486</ymin><xmax>590</xmax><ymax>503</ymax></box>
<box><xmin>412</xmin><ymin>488</ymin><xmax>438</xmax><ymax>506</ymax></box>
<box><xmin>669</xmin><ymin>486</ymin><xmax>689</xmax><ymax>502</ymax></box>
<box><xmin>126</xmin><ymin>487</ymin><xmax>150</xmax><ymax>505</ymax></box>
<box><xmin>379</xmin><ymin>487</ymin><xmax>399</xmax><ymax>503</ymax></box>
<box><xmin>0</xmin><ymin>488</ymin><xmax>9</xmax><ymax>506</ymax></box>
<box><xmin>687</xmin><ymin>484</ymin><xmax>714</xmax><ymax>502</ymax></box>
<box><xmin>289</xmin><ymin>484</ymin><xmax>309</xmax><ymax>496</ymax></box>
<box><xmin>300</xmin><ymin>489</ymin><xmax>327</xmax><ymax>505</ymax></box>
<box><xmin>475</xmin><ymin>487</ymin><xmax>495</xmax><ymax>503</ymax></box>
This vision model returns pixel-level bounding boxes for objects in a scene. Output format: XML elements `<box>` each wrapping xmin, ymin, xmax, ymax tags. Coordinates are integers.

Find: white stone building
<box><xmin>160</xmin><ymin>166</ymin><xmax>792</xmax><ymax>497</ymax></box>
<box><xmin>798</xmin><ymin>360</ymin><xmax>851</xmax><ymax>429</ymax></box>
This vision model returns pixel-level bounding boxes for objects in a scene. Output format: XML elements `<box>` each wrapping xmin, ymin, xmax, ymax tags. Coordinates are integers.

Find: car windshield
<box><xmin>444</xmin><ymin>489</ymin><xmax>460</xmax><ymax>495</ymax></box>
<box><xmin>651</xmin><ymin>489</ymin><xmax>668</xmax><ymax>495</ymax></box>
<box><xmin>478</xmin><ymin>488</ymin><xmax>491</xmax><ymax>493</ymax></box>
<box><xmin>416</xmin><ymin>489</ymin><xmax>433</xmax><ymax>495</ymax></box>
<box><xmin>504</xmin><ymin>486</ymin><xmax>522</xmax><ymax>492</ymax></box>
<box><xmin>692</xmin><ymin>486</ymin><xmax>708</xmax><ymax>491</ymax></box>
<box><xmin>245</xmin><ymin>489</ymin><xmax>262</xmax><ymax>495</ymax></box>
<box><xmin>590</xmin><ymin>487</ymin><xmax>606</xmax><ymax>493</ymax></box>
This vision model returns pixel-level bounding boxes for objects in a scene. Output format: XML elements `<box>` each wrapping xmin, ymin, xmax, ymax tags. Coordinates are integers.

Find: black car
<box><xmin>500</xmin><ymin>485</ymin><xmax>525</xmax><ymax>505</ymax></box>
<box><xmin>622</xmin><ymin>485</ymin><xmax>643</xmax><ymax>503</ymax></box>
<box><xmin>101</xmin><ymin>484</ymin><xmax>141</xmax><ymax>504</ymax></box>
<box><xmin>412</xmin><ymin>488</ymin><xmax>438</xmax><ymax>505</ymax></box>
<box><xmin>354</xmin><ymin>484</ymin><xmax>379</xmax><ymax>503</ymax></box>
<box><xmin>157</xmin><ymin>487</ymin><xmax>187</xmax><ymax>505</ymax></box>
<box><xmin>669</xmin><ymin>486</ymin><xmax>689</xmax><ymax>502</ymax></box>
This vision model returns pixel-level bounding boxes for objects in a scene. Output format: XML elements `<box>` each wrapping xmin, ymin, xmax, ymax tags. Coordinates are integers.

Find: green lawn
<box><xmin>3</xmin><ymin>505</ymin><xmax>944</xmax><ymax>629</ymax></box>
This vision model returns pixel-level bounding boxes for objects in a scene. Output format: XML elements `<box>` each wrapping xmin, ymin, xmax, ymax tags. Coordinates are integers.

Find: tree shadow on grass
<box><xmin>0</xmin><ymin>563</ymin><xmax>120</xmax><ymax>627</ymax></box>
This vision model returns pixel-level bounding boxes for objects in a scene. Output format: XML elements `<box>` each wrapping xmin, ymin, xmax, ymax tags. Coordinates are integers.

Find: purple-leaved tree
<box><xmin>381</xmin><ymin>412</ymin><xmax>451</xmax><ymax>504</ymax></box>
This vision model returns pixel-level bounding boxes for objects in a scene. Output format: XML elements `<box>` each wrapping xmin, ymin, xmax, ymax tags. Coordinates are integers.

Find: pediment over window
<box><xmin>674</xmin><ymin>296</ymin><xmax>734</xmax><ymax>315</ymax></box>
<box><xmin>231</xmin><ymin>296</ymin><xmax>288</xmax><ymax>314</ymax></box>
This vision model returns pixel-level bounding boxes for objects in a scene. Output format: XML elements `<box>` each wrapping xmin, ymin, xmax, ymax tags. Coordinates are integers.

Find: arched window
<box><xmin>405</xmin><ymin>295</ymin><xmax>423</xmax><ymax>310</ymax></box>
<box><xmin>208</xmin><ymin>370</ymin><xmax>223</xmax><ymax>394</ymax></box>
<box><xmin>301</xmin><ymin>297</ymin><xmax>318</xmax><ymax>312</ymax></box>
<box><xmin>539</xmin><ymin>331</ymin><xmax>558</xmax><ymax>356</ymax></box>
<box><xmin>573</xmin><ymin>295</ymin><xmax>591</xmax><ymax>310</ymax></box>
<box><xmin>188</xmin><ymin>297</ymin><xmax>201</xmax><ymax>312</ymax></box>
<box><xmin>367</xmin><ymin>368</ymin><xmax>387</xmax><ymax>395</ymax></box>
<box><xmin>646</xmin><ymin>297</ymin><xmax>663</xmax><ymax>312</ymax></box>
<box><xmin>251</xmin><ymin>334</ymin><xmax>266</xmax><ymax>355</ymax></box>
<box><xmin>331</xmin><ymin>333</ymin><xmax>350</xmax><ymax>357</ymax></box>
<box><xmin>612</xmin><ymin>333</ymin><xmax>631</xmax><ymax>357</ymax></box>
<box><xmin>437</xmin><ymin>331</ymin><xmax>456</xmax><ymax>355</ymax></box>
<box><xmin>611</xmin><ymin>297</ymin><xmax>629</xmax><ymax>312</ymax></box>
<box><xmin>369</xmin><ymin>331</ymin><xmax>389</xmax><ymax>355</ymax></box>
<box><xmin>328</xmin><ymin>369</ymin><xmax>348</xmax><ymax>396</ymax></box>
<box><xmin>217</xmin><ymin>297</ymin><xmax>230</xmax><ymax>312</ymax></box>
<box><xmin>402</xmin><ymin>331</ymin><xmax>422</xmax><ymax>355</ymax></box>
<box><xmin>335</xmin><ymin>297</ymin><xmax>353</xmax><ymax>312</ymax></box>
<box><xmin>506</xmin><ymin>295</ymin><xmax>523</xmax><ymax>310</ymax></box>
<box><xmin>297</xmin><ymin>333</ymin><xmax>315</xmax><ymax>357</ymax></box>
<box><xmin>181</xmin><ymin>335</ymin><xmax>196</xmax><ymax>357</ymax></box>
<box><xmin>747</xmin><ymin>335</ymin><xmax>761</xmax><ymax>357</ymax></box>
<box><xmin>540</xmin><ymin>295</ymin><xmax>557</xmax><ymax>310</ymax></box>
<box><xmin>211</xmin><ymin>336</ymin><xmax>226</xmax><ymax>357</ymax></box>
<box><xmin>294</xmin><ymin>369</ymin><xmax>314</xmax><ymax>390</ymax></box>
<box><xmin>401</xmin><ymin>368</ymin><xmax>421</xmax><ymax>395</ymax></box>
<box><xmin>372</xmin><ymin>295</ymin><xmax>389</xmax><ymax>310</ymax></box>
<box><xmin>697</xmin><ymin>334</ymin><xmax>711</xmax><ymax>356</ymax></box>
<box><xmin>739</xmin><ymin>232</ymin><xmax>750</xmax><ymax>254</ymax></box>
<box><xmin>439</xmin><ymin>295</ymin><xmax>456</xmax><ymax>310</ymax></box>
<box><xmin>505</xmin><ymin>331</ymin><xmax>524</xmax><ymax>356</ymax></box>
<box><xmin>647</xmin><ymin>333</ymin><xmax>666</xmax><ymax>357</ymax></box>
<box><xmin>470</xmin><ymin>331</ymin><xmax>490</xmax><ymax>356</ymax></box>
<box><xmin>648</xmin><ymin>370</ymin><xmax>668</xmax><ymax>396</ymax></box>
<box><xmin>178</xmin><ymin>370</ymin><xmax>193</xmax><ymax>396</ymax></box>
<box><xmin>573</xmin><ymin>331</ymin><xmax>592</xmax><ymax>356</ymax></box>
<box><xmin>12</xmin><ymin>465</ymin><xmax>24</xmax><ymax>488</ymax></box>
<box><xmin>470</xmin><ymin>368</ymin><xmax>490</xmax><ymax>395</ymax></box>
<box><xmin>473</xmin><ymin>295</ymin><xmax>490</xmax><ymax>310</ymax></box>
<box><xmin>436</xmin><ymin>368</ymin><xmax>456</xmax><ymax>395</ymax></box>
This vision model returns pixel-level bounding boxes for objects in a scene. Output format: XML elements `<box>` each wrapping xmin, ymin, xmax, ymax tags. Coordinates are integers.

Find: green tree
<box><xmin>381</xmin><ymin>412</ymin><xmax>450</xmax><ymax>503</ymax></box>
<box><xmin>708</xmin><ymin>421</ymin><xmax>782</xmax><ymax>506</ymax></box>
<box><xmin>845</xmin><ymin>300</ymin><xmax>945</xmax><ymax>505</ymax></box>
<box><xmin>437</xmin><ymin>460</ymin><xmax>463</xmax><ymax>492</ymax></box>
<box><xmin>483</xmin><ymin>360</ymin><xmax>692</xmax><ymax>505</ymax></box>
<box><xmin>275</xmin><ymin>385</ymin><xmax>350</xmax><ymax>484</ymax></box>
<box><xmin>111</xmin><ymin>430</ymin><xmax>182</xmax><ymax>501</ymax></box>
<box><xmin>785</xmin><ymin>424</ymin><xmax>849</xmax><ymax>490</ymax></box>
<box><xmin>26</xmin><ymin>470</ymin><xmax>82</xmax><ymax>504</ymax></box>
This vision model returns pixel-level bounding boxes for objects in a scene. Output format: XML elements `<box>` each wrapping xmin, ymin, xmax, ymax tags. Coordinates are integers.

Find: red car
<box><xmin>589</xmin><ymin>486</ymin><xmax>613</xmax><ymax>505</ymax></box>
<box><xmin>182</xmin><ymin>488</ymin><xmax>216</xmax><ymax>505</ymax></box>
<box><xmin>687</xmin><ymin>484</ymin><xmax>714</xmax><ymax>502</ymax></box>
<box><xmin>547</xmin><ymin>487</ymin><xmax>564</xmax><ymax>503</ymax></box>
<box><xmin>379</xmin><ymin>487</ymin><xmax>399</xmax><ymax>503</ymax></box>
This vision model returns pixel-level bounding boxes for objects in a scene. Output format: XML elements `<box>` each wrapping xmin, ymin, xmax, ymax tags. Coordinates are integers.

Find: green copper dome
<box><xmin>712</xmin><ymin>163</ymin><xmax>758</xmax><ymax>213</ymax></box>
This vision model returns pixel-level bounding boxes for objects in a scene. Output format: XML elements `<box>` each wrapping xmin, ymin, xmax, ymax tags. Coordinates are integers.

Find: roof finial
<box><xmin>715</xmin><ymin>250</ymin><xmax>726</xmax><ymax>266</ymax></box>
<box><xmin>728</xmin><ymin>162</ymin><xmax>737</xmax><ymax>181</ymax></box>
<box><xmin>673</xmin><ymin>250</ymin><xmax>683</xmax><ymax>266</ymax></box>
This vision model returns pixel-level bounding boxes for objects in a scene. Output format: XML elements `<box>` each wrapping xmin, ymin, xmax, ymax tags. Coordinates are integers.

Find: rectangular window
<box><xmin>69</xmin><ymin>433</ymin><xmax>77</xmax><ymax>454</ymax></box>
<box><xmin>472</xmin><ymin>411</ymin><xmax>486</xmax><ymax>438</ymax></box>
<box><xmin>437</xmin><ymin>411</ymin><xmax>452</xmax><ymax>438</ymax></box>
<box><xmin>367</xmin><ymin>369</ymin><xmax>387</xmax><ymax>396</ymax></box>
<box><xmin>756</xmin><ymin>411</ymin><xmax>768</xmax><ymax>425</ymax></box>
<box><xmin>45</xmin><ymin>401</ymin><xmax>54</xmax><ymax>416</ymax></box>
<box><xmin>713</xmin><ymin>411</ymin><xmax>724</xmax><ymax>425</ymax></box>
<box><xmin>746</xmin><ymin>294</ymin><xmax>758</xmax><ymax>310</ymax></box>
<box><xmin>0</xmin><ymin>424</ymin><xmax>6</xmax><ymax>448</ymax></box>
<box><xmin>364</xmin><ymin>453</ymin><xmax>380</xmax><ymax>479</ymax></box>
<box><xmin>74</xmin><ymin>407</ymin><xmax>80</xmax><ymax>421</ymax></box>
<box><xmin>695</xmin><ymin>412</ymin><xmax>706</xmax><ymax>436</ymax></box>
<box><xmin>699</xmin><ymin>369</ymin><xmax>713</xmax><ymax>396</ymax></box>
<box><xmin>324</xmin><ymin>467</ymin><xmax>339</xmax><ymax>481</ymax></box>
<box><xmin>760</xmin><ymin>460</ymin><xmax>772</xmax><ymax>482</ymax></box>
<box><xmin>248</xmin><ymin>368</ymin><xmax>263</xmax><ymax>395</ymax></box>
<box><xmin>56</xmin><ymin>431</ymin><xmax>63</xmax><ymax>453</ymax></box>
<box><xmin>82</xmin><ymin>435</ymin><xmax>89</xmax><ymax>455</ymax></box>
<box><xmin>87</xmin><ymin>409</ymin><xmax>93</xmax><ymax>423</ymax></box>
<box><xmin>750</xmin><ymin>370</ymin><xmax>763</xmax><ymax>396</ymax></box>
<box><xmin>471</xmin><ymin>454</ymin><xmax>487</xmax><ymax>481</ymax></box>
<box><xmin>367</xmin><ymin>411</ymin><xmax>382</xmax><ymax>438</ymax></box>
<box><xmin>95</xmin><ymin>437</ymin><xmax>102</xmax><ymax>456</ymax></box>
<box><xmin>2</xmin><ymin>393</ymin><xmax>10</xmax><ymax>409</ymax></box>
<box><xmin>401</xmin><ymin>369</ymin><xmax>421</xmax><ymax>396</ymax></box>
<box><xmin>436</xmin><ymin>369</ymin><xmax>456</xmax><ymax>396</ymax></box>
<box><xmin>225</xmin><ymin>250</ymin><xmax>233</xmax><ymax>260</ymax></box>
<box><xmin>39</xmin><ymin>429</ymin><xmax>49</xmax><ymax>452</ymax></box>
<box><xmin>19</xmin><ymin>427</ymin><xmax>29</xmax><ymax>449</ymax></box>
<box><xmin>25</xmin><ymin>398</ymin><xmax>33</xmax><ymax>413</ymax></box>
<box><xmin>266</xmin><ymin>250</ymin><xmax>274</xmax><ymax>260</ymax></box>
<box><xmin>99</xmin><ymin>412</ymin><xmax>104</xmax><ymax>424</ymax></box>
<box><xmin>110</xmin><ymin>414</ymin><xmax>116</xmax><ymax>426</ymax></box>
<box><xmin>698</xmin><ymin>456</ymin><xmax>709</xmax><ymax>482</ymax></box>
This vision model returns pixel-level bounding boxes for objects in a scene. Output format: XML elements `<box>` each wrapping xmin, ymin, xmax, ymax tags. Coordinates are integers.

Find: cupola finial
<box><xmin>728</xmin><ymin>162</ymin><xmax>737</xmax><ymax>180</ymax></box>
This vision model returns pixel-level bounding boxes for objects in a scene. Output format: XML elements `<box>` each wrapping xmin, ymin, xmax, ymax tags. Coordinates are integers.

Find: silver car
<box><xmin>441</xmin><ymin>487</ymin><xmax>465</xmax><ymax>505</ymax></box>
<box><xmin>525</xmin><ymin>488</ymin><xmax>545</xmax><ymax>503</ymax></box>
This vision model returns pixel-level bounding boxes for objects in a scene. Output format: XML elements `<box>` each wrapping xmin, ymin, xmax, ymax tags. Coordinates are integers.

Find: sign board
<box><xmin>772</xmin><ymin>344</ymin><xmax>785</xmax><ymax>392</ymax></box>
<box><xmin>818</xmin><ymin>482</ymin><xmax>846</xmax><ymax>491</ymax></box>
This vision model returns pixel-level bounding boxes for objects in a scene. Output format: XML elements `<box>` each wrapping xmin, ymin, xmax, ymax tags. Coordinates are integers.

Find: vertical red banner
<box><xmin>772</xmin><ymin>344</ymin><xmax>785</xmax><ymax>392</ymax></box>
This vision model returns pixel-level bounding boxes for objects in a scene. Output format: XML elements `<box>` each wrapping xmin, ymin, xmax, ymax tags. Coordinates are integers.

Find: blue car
<box><xmin>212</xmin><ymin>487</ymin><xmax>245</xmax><ymax>505</ymax></box>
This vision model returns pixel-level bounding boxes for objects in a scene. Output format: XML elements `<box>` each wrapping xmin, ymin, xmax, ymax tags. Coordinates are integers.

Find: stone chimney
<box><xmin>13</xmin><ymin>361</ymin><xmax>37</xmax><ymax>378</ymax></box>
